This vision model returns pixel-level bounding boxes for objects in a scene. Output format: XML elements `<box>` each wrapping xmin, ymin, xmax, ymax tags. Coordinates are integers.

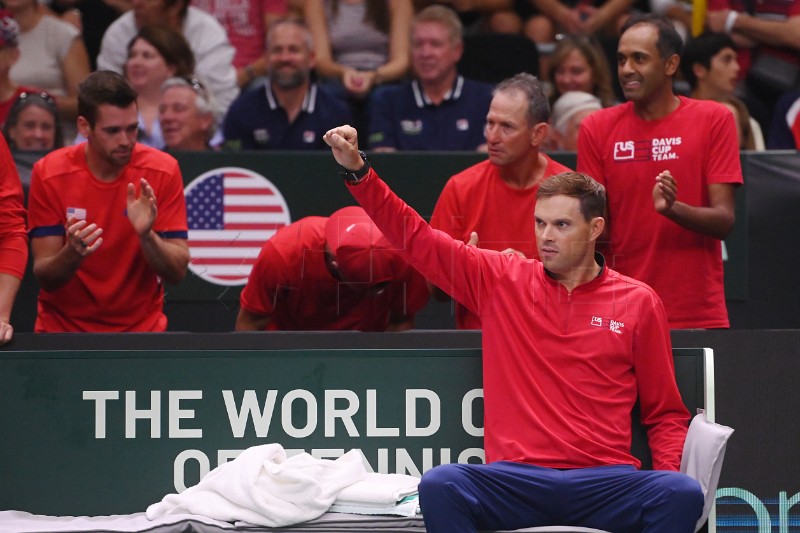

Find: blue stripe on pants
<box><xmin>418</xmin><ymin>461</ymin><xmax>703</xmax><ymax>533</ymax></box>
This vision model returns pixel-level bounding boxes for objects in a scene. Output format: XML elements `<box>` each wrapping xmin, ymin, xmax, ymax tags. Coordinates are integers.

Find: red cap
<box><xmin>325</xmin><ymin>206</ymin><xmax>403</xmax><ymax>284</ymax></box>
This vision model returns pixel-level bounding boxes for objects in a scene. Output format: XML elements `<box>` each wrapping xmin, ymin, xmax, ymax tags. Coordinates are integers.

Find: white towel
<box><xmin>146</xmin><ymin>444</ymin><xmax>366</xmax><ymax>527</ymax></box>
<box><xmin>333</xmin><ymin>472</ymin><xmax>420</xmax><ymax>507</ymax></box>
<box><xmin>329</xmin><ymin>494</ymin><xmax>420</xmax><ymax>517</ymax></box>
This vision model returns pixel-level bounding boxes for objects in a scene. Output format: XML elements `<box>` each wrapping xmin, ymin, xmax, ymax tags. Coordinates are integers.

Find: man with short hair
<box><xmin>706</xmin><ymin>0</ymin><xmax>800</xmax><ymax>118</ymax></box>
<box><xmin>27</xmin><ymin>71</ymin><xmax>190</xmax><ymax>332</ymax></box>
<box><xmin>236</xmin><ymin>206</ymin><xmax>429</xmax><ymax>331</ymax></box>
<box><xmin>367</xmin><ymin>5</ymin><xmax>492</xmax><ymax>152</ymax></box>
<box><xmin>159</xmin><ymin>77</ymin><xmax>217</xmax><ymax>151</ymax></box>
<box><xmin>222</xmin><ymin>18</ymin><xmax>351</xmax><ymax>151</ymax></box>
<box><xmin>97</xmin><ymin>0</ymin><xmax>239</xmax><ymax>116</ymax></box>
<box><xmin>578</xmin><ymin>14</ymin><xmax>742</xmax><ymax>329</ymax></box>
<box><xmin>430</xmin><ymin>73</ymin><xmax>571</xmax><ymax>329</ymax></box>
<box><xmin>680</xmin><ymin>32</ymin><xmax>759</xmax><ymax>150</ymax></box>
<box><xmin>324</xmin><ymin>124</ymin><xmax>703</xmax><ymax>533</ymax></box>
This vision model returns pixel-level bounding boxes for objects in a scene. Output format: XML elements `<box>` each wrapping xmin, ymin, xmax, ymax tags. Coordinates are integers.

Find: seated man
<box><xmin>27</xmin><ymin>71</ymin><xmax>190</xmax><ymax>332</ymax></box>
<box><xmin>223</xmin><ymin>18</ymin><xmax>351</xmax><ymax>151</ymax></box>
<box><xmin>367</xmin><ymin>5</ymin><xmax>492</xmax><ymax>152</ymax></box>
<box><xmin>324</xmin><ymin>124</ymin><xmax>703</xmax><ymax>533</ymax></box>
<box><xmin>549</xmin><ymin>90</ymin><xmax>602</xmax><ymax>151</ymax></box>
<box><xmin>236</xmin><ymin>206</ymin><xmax>430</xmax><ymax>331</ymax></box>
<box><xmin>159</xmin><ymin>77</ymin><xmax>218</xmax><ymax>151</ymax></box>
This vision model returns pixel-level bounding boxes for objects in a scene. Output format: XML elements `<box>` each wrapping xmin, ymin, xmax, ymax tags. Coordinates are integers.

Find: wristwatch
<box><xmin>339</xmin><ymin>150</ymin><xmax>370</xmax><ymax>182</ymax></box>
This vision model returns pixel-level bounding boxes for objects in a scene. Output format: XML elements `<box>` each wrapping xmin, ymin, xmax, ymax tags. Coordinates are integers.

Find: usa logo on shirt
<box><xmin>66</xmin><ymin>207</ymin><xmax>87</xmax><ymax>221</ymax></box>
<box><xmin>184</xmin><ymin>167</ymin><xmax>291</xmax><ymax>286</ymax></box>
<box><xmin>456</xmin><ymin>119</ymin><xmax>469</xmax><ymax>131</ymax></box>
<box><xmin>303</xmin><ymin>130</ymin><xmax>315</xmax><ymax>143</ymax></box>
<box><xmin>590</xmin><ymin>316</ymin><xmax>625</xmax><ymax>334</ymax></box>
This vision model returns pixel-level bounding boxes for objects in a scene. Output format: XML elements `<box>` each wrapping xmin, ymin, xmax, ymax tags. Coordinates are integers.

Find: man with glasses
<box><xmin>429</xmin><ymin>73</ymin><xmax>572</xmax><ymax>329</ymax></box>
<box><xmin>27</xmin><ymin>70</ymin><xmax>190</xmax><ymax>332</ymax></box>
<box><xmin>236</xmin><ymin>206</ymin><xmax>429</xmax><ymax>332</ymax></box>
<box><xmin>222</xmin><ymin>17</ymin><xmax>351</xmax><ymax>151</ymax></box>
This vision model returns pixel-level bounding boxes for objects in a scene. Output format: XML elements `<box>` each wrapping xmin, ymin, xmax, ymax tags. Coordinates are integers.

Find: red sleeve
<box><xmin>633</xmin><ymin>292</ymin><xmax>691</xmax><ymax>471</ymax></box>
<box><xmin>705</xmin><ymin>104</ymin><xmax>744</xmax><ymax>186</ymax></box>
<box><xmin>348</xmin><ymin>170</ymin><xmax>509</xmax><ymax>321</ymax></box>
<box><xmin>27</xmin><ymin>159</ymin><xmax>64</xmax><ymax>233</ymax></box>
<box><xmin>0</xmin><ymin>134</ymin><xmax>27</xmax><ymax>279</ymax></box>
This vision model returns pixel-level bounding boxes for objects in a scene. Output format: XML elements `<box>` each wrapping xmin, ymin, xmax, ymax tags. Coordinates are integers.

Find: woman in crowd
<box><xmin>2</xmin><ymin>90</ymin><xmax>62</xmax><ymax>151</ymax></box>
<box><xmin>303</xmin><ymin>0</ymin><xmax>412</xmax><ymax>100</ymax></box>
<box><xmin>0</xmin><ymin>11</ymin><xmax>37</xmax><ymax>127</ymax></box>
<box><xmin>124</xmin><ymin>25</ymin><xmax>195</xmax><ymax>149</ymax></box>
<box><xmin>5</xmin><ymin>0</ymin><xmax>91</xmax><ymax>131</ymax></box>
<box><xmin>547</xmin><ymin>35</ymin><xmax>616</xmax><ymax>108</ymax></box>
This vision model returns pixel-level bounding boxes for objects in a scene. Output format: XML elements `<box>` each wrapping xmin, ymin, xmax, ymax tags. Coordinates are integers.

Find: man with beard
<box><xmin>222</xmin><ymin>18</ymin><xmax>352</xmax><ymax>150</ymax></box>
<box><xmin>27</xmin><ymin>71</ymin><xmax>190</xmax><ymax>332</ymax></box>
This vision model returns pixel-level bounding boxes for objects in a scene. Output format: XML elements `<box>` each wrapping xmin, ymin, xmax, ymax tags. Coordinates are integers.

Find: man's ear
<box><xmin>665</xmin><ymin>53</ymin><xmax>680</xmax><ymax>77</ymax></box>
<box><xmin>692</xmin><ymin>62</ymin><xmax>708</xmax><ymax>82</ymax></box>
<box><xmin>77</xmin><ymin>116</ymin><xmax>91</xmax><ymax>139</ymax></box>
<box><xmin>589</xmin><ymin>216</ymin><xmax>605</xmax><ymax>242</ymax></box>
<box><xmin>530</xmin><ymin>122</ymin><xmax>549</xmax><ymax>147</ymax></box>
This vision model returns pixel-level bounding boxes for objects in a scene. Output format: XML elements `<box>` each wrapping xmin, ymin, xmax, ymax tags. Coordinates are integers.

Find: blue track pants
<box><xmin>418</xmin><ymin>462</ymin><xmax>703</xmax><ymax>533</ymax></box>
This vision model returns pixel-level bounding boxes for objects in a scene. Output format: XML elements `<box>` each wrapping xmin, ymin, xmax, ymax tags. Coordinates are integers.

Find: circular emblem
<box><xmin>184</xmin><ymin>167</ymin><xmax>291</xmax><ymax>286</ymax></box>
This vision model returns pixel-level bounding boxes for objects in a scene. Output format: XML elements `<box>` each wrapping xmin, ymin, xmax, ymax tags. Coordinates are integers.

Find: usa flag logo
<box><xmin>184</xmin><ymin>167</ymin><xmax>291</xmax><ymax>286</ymax></box>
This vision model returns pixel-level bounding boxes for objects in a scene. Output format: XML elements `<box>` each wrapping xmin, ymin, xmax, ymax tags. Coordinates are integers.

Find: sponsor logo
<box><xmin>303</xmin><ymin>130</ymin><xmax>315</xmax><ymax>144</ymax></box>
<box><xmin>184</xmin><ymin>167</ymin><xmax>291</xmax><ymax>286</ymax></box>
<box><xmin>456</xmin><ymin>119</ymin><xmax>469</xmax><ymax>131</ymax></box>
<box><xmin>590</xmin><ymin>316</ymin><xmax>625</xmax><ymax>334</ymax></box>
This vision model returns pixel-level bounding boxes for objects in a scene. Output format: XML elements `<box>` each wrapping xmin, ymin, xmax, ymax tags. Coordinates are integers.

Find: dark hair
<box><xmin>680</xmin><ymin>32</ymin><xmax>737</xmax><ymax>89</ymax></box>
<box><xmin>127</xmin><ymin>25</ymin><xmax>195</xmax><ymax>78</ymax></box>
<box><xmin>2</xmin><ymin>91</ymin><xmax>64</xmax><ymax>150</ymax></box>
<box><xmin>537</xmin><ymin>172</ymin><xmax>606</xmax><ymax>221</ymax></box>
<box><xmin>621</xmin><ymin>13</ymin><xmax>683</xmax><ymax>60</ymax></box>
<box><xmin>165</xmin><ymin>0</ymin><xmax>190</xmax><ymax>19</ymax></box>
<box><xmin>330</xmin><ymin>0</ymin><xmax>390</xmax><ymax>34</ymax></box>
<box><xmin>548</xmin><ymin>35</ymin><xmax>615</xmax><ymax>108</ymax></box>
<box><xmin>78</xmin><ymin>70</ymin><xmax>138</xmax><ymax>128</ymax></box>
<box><xmin>494</xmin><ymin>73</ymin><xmax>550</xmax><ymax>125</ymax></box>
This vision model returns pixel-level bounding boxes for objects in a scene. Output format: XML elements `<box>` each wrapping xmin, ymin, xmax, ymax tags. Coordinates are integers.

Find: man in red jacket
<box><xmin>324</xmin><ymin>124</ymin><xmax>703</xmax><ymax>533</ymax></box>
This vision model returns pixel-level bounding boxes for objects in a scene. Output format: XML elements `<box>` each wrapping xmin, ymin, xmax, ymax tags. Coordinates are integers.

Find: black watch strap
<box><xmin>340</xmin><ymin>150</ymin><xmax>370</xmax><ymax>182</ymax></box>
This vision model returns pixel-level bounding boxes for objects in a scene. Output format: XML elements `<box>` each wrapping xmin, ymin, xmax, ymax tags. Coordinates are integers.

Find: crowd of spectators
<box><xmin>0</xmin><ymin>0</ymin><xmax>799</xmax><ymax>339</ymax></box>
<box><xmin>0</xmin><ymin>0</ymin><xmax>797</xmax><ymax>154</ymax></box>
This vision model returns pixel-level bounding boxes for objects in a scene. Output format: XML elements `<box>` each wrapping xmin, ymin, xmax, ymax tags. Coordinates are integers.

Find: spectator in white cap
<box><xmin>550</xmin><ymin>91</ymin><xmax>602</xmax><ymax>151</ymax></box>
